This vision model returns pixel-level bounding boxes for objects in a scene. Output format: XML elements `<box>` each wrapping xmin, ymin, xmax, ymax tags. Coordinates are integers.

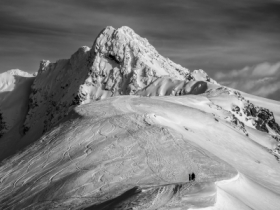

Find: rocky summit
<box><xmin>0</xmin><ymin>26</ymin><xmax>280</xmax><ymax>210</ymax></box>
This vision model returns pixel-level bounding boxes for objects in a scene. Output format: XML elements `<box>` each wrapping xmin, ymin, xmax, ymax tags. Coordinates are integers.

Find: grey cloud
<box><xmin>0</xmin><ymin>0</ymin><xmax>280</xmax><ymax>82</ymax></box>
<box><xmin>215</xmin><ymin>61</ymin><xmax>280</xmax><ymax>101</ymax></box>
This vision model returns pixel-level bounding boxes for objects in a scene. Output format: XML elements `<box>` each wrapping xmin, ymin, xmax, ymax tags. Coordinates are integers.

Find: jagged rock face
<box><xmin>86</xmin><ymin>26</ymin><xmax>196</xmax><ymax>97</ymax></box>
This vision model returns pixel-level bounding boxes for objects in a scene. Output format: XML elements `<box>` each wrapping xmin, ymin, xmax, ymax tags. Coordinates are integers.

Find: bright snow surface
<box><xmin>0</xmin><ymin>95</ymin><xmax>280</xmax><ymax>209</ymax></box>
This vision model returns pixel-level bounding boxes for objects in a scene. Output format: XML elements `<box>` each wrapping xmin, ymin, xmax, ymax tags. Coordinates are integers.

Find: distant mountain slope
<box><xmin>0</xmin><ymin>69</ymin><xmax>35</xmax><ymax>137</ymax></box>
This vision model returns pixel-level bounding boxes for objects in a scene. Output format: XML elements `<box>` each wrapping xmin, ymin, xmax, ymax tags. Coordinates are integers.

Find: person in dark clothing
<box><xmin>189</xmin><ymin>173</ymin><xmax>196</xmax><ymax>181</ymax></box>
<box><xmin>192</xmin><ymin>173</ymin><xmax>195</xmax><ymax>181</ymax></box>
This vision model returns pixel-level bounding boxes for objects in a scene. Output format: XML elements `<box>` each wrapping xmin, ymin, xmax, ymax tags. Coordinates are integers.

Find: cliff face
<box><xmin>22</xmin><ymin>47</ymin><xmax>91</xmax><ymax>135</ymax></box>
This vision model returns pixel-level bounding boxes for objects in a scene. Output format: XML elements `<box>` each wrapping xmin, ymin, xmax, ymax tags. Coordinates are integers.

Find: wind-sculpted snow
<box><xmin>1</xmin><ymin>96</ymin><xmax>280</xmax><ymax>209</ymax></box>
<box><xmin>0</xmin><ymin>97</ymin><xmax>236</xmax><ymax>209</ymax></box>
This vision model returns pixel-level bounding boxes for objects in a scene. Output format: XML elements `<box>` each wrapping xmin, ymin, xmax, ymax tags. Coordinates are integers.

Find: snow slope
<box><xmin>0</xmin><ymin>26</ymin><xmax>280</xmax><ymax>209</ymax></box>
<box><xmin>0</xmin><ymin>96</ymin><xmax>279</xmax><ymax>209</ymax></box>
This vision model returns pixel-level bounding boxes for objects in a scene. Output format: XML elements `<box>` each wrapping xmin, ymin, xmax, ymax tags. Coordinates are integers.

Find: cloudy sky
<box><xmin>1</xmin><ymin>0</ymin><xmax>280</xmax><ymax>100</ymax></box>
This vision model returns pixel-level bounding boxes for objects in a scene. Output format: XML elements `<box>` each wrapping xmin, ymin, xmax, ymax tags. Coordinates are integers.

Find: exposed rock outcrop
<box><xmin>206</xmin><ymin>86</ymin><xmax>280</xmax><ymax>137</ymax></box>
<box><xmin>243</xmin><ymin>103</ymin><xmax>280</xmax><ymax>135</ymax></box>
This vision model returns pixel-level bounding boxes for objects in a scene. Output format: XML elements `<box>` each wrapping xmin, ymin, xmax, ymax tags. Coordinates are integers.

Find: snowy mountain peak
<box><xmin>20</xmin><ymin>26</ymin><xmax>216</xmax><ymax>139</ymax></box>
<box><xmin>90</xmin><ymin>26</ymin><xmax>191</xmax><ymax>80</ymax></box>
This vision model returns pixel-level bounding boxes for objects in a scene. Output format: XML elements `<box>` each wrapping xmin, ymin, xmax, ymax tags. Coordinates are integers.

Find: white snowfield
<box><xmin>0</xmin><ymin>26</ymin><xmax>280</xmax><ymax>210</ymax></box>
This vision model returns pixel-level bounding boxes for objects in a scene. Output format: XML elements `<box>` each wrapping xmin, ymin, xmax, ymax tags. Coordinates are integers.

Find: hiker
<box><xmin>192</xmin><ymin>173</ymin><xmax>195</xmax><ymax>181</ymax></box>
